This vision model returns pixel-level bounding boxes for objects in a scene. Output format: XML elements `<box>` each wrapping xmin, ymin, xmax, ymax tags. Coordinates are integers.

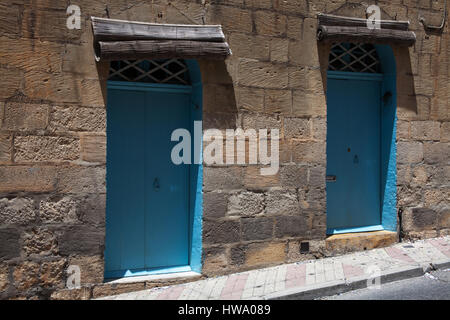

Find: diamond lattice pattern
<box><xmin>328</xmin><ymin>43</ymin><xmax>381</xmax><ymax>73</ymax></box>
<box><xmin>109</xmin><ymin>59</ymin><xmax>190</xmax><ymax>85</ymax></box>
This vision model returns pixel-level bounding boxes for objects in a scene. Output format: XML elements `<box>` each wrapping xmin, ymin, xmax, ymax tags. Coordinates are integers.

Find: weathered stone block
<box><xmin>13</xmin><ymin>261</ymin><xmax>40</xmax><ymax>292</ymax></box>
<box><xmin>245</xmin><ymin>242</ymin><xmax>286</xmax><ymax>267</ymax></box>
<box><xmin>288</xmin><ymin>19</ymin><xmax>319</xmax><ymax>67</ymax></box>
<box><xmin>273</xmin><ymin>0</ymin><xmax>308</xmax><ymax>14</ymax></box>
<box><xmin>254</xmin><ymin>10</ymin><xmax>287</xmax><ymax>37</ymax></box>
<box><xmin>228</xmin><ymin>191</ymin><xmax>264</xmax><ymax>217</ymax></box>
<box><xmin>207</xmin><ymin>5</ymin><xmax>252</xmax><ymax>33</ymax></box>
<box><xmin>0</xmin><ymin>264</ymin><xmax>9</xmax><ymax>293</ymax></box>
<box><xmin>80</xmin><ymin>133</ymin><xmax>106</xmax><ymax>163</ymax></box>
<box><xmin>244</xmin><ymin>166</ymin><xmax>280</xmax><ymax>190</ymax></box>
<box><xmin>280</xmin><ymin>164</ymin><xmax>308</xmax><ymax>188</ymax></box>
<box><xmin>292</xmin><ymin>91</ymin><xmax>326</xmax><ymax>116</ymax></box>
<box><xmin>242</xmin><ymin>112</ymin><xmax>281</xmax><ymax>130</ymax></box>
<box><xmin>203</xmin><ymin>84</ymin><xmax>237</xmax><ymax>113</ymax></box>
<box><xmin>203</xmin><ymin>192</ymin><xmax>228</xmax><ymax>219</ymax></box>
<box><xmin>411</xmin><ymin>121</ymin><xmax>441</xmax><ymax>141</ymax></box>
<box><xmin>14</xmin><ymin>136</ymin><xmax>80</xmax><ymax>162</ymax></box>
<box><xmin>438</xmin><ymin>207</ymin><xmax>450</xmax><ymax>229</ymax></box>
<box><xmin>0</xmin><ymin>36</ymin><xmax>64</xmax><ymax>73</ymax></box>
<box><xmin>312</xmin><ymin>117</ymin><xmax>326</xmax><ymax>140</ymax></box>
<box><xmin>287</xmin><ymin>16</ymin><xmax>303</xmax><ymax>40</ymax></box>
<box><xmin>397</xmin><ymin>141</ymin><xmax>424</xmax><ymax>164</ymax></box>
<box><xmin>275</xmin><ymin>216</ymin><xmax>307</xmax><ymax>238</ymax></box>
<box><xmin>203</xmin><ymin>219</ymin><xmax>240</xmax><ymax>244</ymax></box>
<box><xmin>230</xmin><ymin>244</ymin><xmax>246</xmax><ymax>266</ymax></box>
<box><xmin>0</xmin><ymin>197</ymin><xmax>36</xmax><ymax>225</ymax></box>
<box><xmin>284</xmin><ymin>118</ymin><xmax>310</xmax><ymax>139</ymax></box>
<box><xmin>264</xmin><ymin>89</ymin><xmax>292</xmax><ymax>114</ymax></box>
<box><xmin>0</xmin><ymin>228</ymin><xmax>21</xmax><ymax>260</ymax></box>
<box><xmin>0</xmin><ymin>134</ymin><xmax>12</xmax><ymax>163</ymax></box>
<box><xmin>308</xmin><ymin>166</ymin><xmax>326</xmax><ymax>188</ymax></box>
<box><xmin>270</xmin><ymin>38</ymin><xmax>289</xmax><ymax>63</ymax></box>
<box><xmin>441</xmin><ymin>122</ymin><xmax>450</xmax><ymax>142</ymax></box>
<box><xmin>55</xmin><ymin>166</ymin><xmax>106</xmax><ymax>194</ymax></box>
<box><xmin>40</xmin><ymin>259</ymin><xmax>66</xmax><ymax>289</ymax></box>
<box><xmin>229</xmin><ymin>33</ymin><xmax>270</xmax><ymax>60</ymax></box>
<box><xmin>21</xmin><ymin>6</ymin><xmax>83</xmax><ymax>42</ymax></box>
<box><xmin>49</xmin><ymin>106</ymin><xmax>106</xmax><ymax>132</ymax></box>
<box><xmin>39</xmin><ymin>196</ymin><xmax>79</xmax><ymax>224</ymax></box>
<box><xmin>242</xmin><ymin>217</ymin><xmax>274</xmax><ymax>241</ymax></box>
<box><xmin>265</xmin><ymin>188</ymin><xmax>300</xmax><ymax>215</ymax></box>
<box><xmin>0</xmin><ymin>166</ymin><xmax>56</xmax><ymax>193</ymax></box>
<box><xmin>238</xmin><ymin>59</ymin><xmax>289</xmax><ymax>89</ymax></box>
<box><xmin>203</xmin><ymin>111</ymin><xmax>239</xmax><ymax>130</ymax></box>
<box><xmin>77</xmin><ymin>194</ymin><xmax>106</xmax><ymax>226</ymax></box>
<box><xmin>202</xmin><ymin>246</ymin><xmax>229</xmax><ymax>275</ymax></box>
<box><xmin>23</xmin><ymin>228</ymin><xmax>58</xmax><ymax>256</ymax></box>
<box><xmin>203</xmin><ymin>166</ymin><xmax>243</xmax><ymax>191</ymax></box>
<box><xmin>58</xmin><ymin>225</ymin><xmax>104</xmax><ymax>256</ymax></box>
<box><xmin>235</xmin><ymin>86</ymin><xmax>264</xmax><ymax>112</ymax></box>
<box><xmin>397</xmin><ymin>120</ymin><xmax>410</xmax><ymax>139</ymax></box>
<box><xmin>0</xmin><ymin>66</ymin><xmax>22</xmax><ymax>100</ymax></box>
<box><xmin>325</xmin><ymin>231</ymin><xmax>397</xmax><ymax>254</ymax></box>
<box><xmin>292</xmin><ymin>141</ymin><xmax>326</xmax><ymax>164</ymax></box>
<box><xmin>411</xmin><ymin>207</ymin><xmax>438</xmax><ymax>229</ymax></box>
<box><xmin>1</xmin><ymin>103</ymin><xmax>49</xmax><ymax>131</ymax></box>
<box><xmin>424</xmin><ymin>142</ymin><xmax>449</xmax><ymax>164</ymax></box>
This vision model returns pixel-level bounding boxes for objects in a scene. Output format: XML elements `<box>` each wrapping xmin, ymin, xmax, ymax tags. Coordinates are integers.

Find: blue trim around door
<box><xmin>104</xmin><ymin>60</ymin><xmax>203</xmax><ymax>279</ymax></box>
<box><xmin>326</xmin><ymin>45</ymin><xmax>397</xmax><ymax>235</ymax></box>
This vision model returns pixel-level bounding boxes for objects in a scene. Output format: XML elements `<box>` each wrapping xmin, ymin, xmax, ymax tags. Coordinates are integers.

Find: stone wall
<box><xmin>0</xmin><ymin>0</ymin><xmax>448</xmax><ymax>299</ymax></box>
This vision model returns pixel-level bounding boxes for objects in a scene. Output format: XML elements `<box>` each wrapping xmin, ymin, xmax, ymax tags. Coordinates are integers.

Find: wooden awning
<box><xmin>316</xmin><ymin>13</ymin><xmax>416</xmax><ymax>47</ymax></box>
<box><xmin>91</xmin><ymin>17</ymin><xmax>232</xmax><ymax>61</ymax></box>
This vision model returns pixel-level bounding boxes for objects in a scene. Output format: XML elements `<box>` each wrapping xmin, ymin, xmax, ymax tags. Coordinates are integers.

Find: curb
<box><xmin>263</xmin><ymin>263</ymin><xmax>439</xmax><ymax>300</ymax></box>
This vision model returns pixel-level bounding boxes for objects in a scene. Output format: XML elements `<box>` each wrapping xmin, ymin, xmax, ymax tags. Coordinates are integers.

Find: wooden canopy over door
<box><xmin>91</xmin><ymin>17</ymin><xmax>232</xmax><ymax>61</ymax></box>
<box><xmin>316</xmin><ymin>13</ymin><xmax>416</xmax><ymax>47</ymax></box>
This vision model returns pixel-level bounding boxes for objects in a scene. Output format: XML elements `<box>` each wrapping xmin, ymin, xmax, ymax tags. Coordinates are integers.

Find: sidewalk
<box><xmin>98</xmin><ymin>236</ymin><xmax>450</xmax><ymax>300</ymax></box>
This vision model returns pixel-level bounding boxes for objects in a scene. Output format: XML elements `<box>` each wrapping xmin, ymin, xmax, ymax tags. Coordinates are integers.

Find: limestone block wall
<box><xmin>0</xmin><ymin>0</ymin><xmax>448</xmax><ymax>299</ymax></box>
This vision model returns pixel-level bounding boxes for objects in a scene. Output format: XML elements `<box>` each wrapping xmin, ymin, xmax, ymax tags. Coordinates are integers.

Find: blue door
<box><xmin>105</xmin><ymin>84</ymin><xmax>191</xmax><ymax>278</ymax></box>
<box><xmin>326</xmin><ymin>73</ymin><xmax>382</xmax><ymax>234</ymax></box>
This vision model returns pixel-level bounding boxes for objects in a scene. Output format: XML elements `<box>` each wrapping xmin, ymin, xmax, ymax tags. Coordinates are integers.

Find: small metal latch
<box><xmin>153</xmin><ymin>178</ymin><xmax>160</xmax><ymax>191</ymax></box>
<box><xmin>326</xmin><ymin>175</ymin><xmax>337</xmax><ymax>182</ymax></box>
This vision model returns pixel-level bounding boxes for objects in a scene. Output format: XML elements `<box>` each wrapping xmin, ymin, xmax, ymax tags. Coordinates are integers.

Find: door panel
<box><xmin>326</xmin><ymin>78</ymin><xmax>381</xmax><ymax>232</ymax></box>
<box><xmin>144</xmin><ymin>92</ymin><xmax>190</xmax><ymax>269</ymax></box>
<box><xmin>105</xmin><ymin>87</ymin><xmax>190</xmax><ymax>277</ymax></box>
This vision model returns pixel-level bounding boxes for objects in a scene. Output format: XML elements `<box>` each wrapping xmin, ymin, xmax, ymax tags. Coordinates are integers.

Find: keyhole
<box><xmin>353</xmin><ymin>155</ymin><xmax>359</xmax><ymax>164</ymax></box>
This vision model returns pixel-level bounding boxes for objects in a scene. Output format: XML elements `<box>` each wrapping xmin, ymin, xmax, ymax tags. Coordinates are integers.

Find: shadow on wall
<box><xmin>198</xmin><ymin>60</ymin><xmax>238</xmax><ymax>131</ymax></box>
<box><xmin>96</xmin><ymin>61</ymin><xmax>109</xmax><ymax>106</ymax></box>
<box><xmin>393</xmin><ymin>47</ymin><xmax>418</xmax><ymax>116</ymax></box>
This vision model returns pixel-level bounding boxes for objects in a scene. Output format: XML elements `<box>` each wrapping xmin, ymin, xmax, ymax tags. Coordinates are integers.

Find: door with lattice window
<box><xmin>326</xmin><ymin>43</ymin><xmax>383</xmax><ymax>234</ymax></box>
<box><xmin>105</xmin><ymin>59</ymin><xmax>194</xmax><ymax>278</ymax></box>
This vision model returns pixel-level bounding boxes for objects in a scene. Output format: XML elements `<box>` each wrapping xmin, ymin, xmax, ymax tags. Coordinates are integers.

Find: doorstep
<box><xmin>325</xmin><ymin>230</ymin><xmax>398</xmax><ymax>254</ymax></box>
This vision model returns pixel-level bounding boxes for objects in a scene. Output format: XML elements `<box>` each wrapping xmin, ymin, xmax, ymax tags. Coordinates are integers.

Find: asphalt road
<box><xmin>319</xmin><ymin>269</ymin><xmax>450</xmax><ymax>300</ymax></box>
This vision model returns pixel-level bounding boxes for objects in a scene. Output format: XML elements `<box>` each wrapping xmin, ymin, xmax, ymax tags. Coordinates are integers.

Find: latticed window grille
<box><xmin>109</xmin><ymin>58</ymin><xmax>191</xmax><ymax>85</ymax></box>
<box><xmin>328</xmin><ymin>43</ymin><xmax>381</xmax><ymax>73</ymax></box>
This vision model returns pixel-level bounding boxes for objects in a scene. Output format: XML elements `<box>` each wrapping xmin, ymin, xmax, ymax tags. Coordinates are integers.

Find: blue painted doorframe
<box><xmin>105</xmin><ymin>60</ymin><xmax>203</xmax><ymax>279</ymax></box>
<box><xmin>326</xmin><ymin>45</ymin><xmax>397</xmax><ymax>235</ymax></box>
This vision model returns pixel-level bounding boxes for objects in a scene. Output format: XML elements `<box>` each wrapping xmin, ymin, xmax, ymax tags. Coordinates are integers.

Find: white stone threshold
<box><xmin>105</xmin><ymin>271</ymin><xmax>201</xmax><ymax>285</ymax></box>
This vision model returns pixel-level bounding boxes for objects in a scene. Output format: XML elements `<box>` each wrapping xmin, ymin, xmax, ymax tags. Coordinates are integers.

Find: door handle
<box><xmin>326</xmin><ymin>175</ymin><xmax>337</xmax><ymax>182</ymax></box>
<box><xmin>153</xmin><ymin>178</ymin><xmax>160</xmax><ymax>191</ymax></box>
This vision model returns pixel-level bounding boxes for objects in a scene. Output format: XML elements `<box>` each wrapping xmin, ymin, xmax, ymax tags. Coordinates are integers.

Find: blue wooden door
<box><xmin>326</xmin><ymin>75</ymin><xmax>382</xmax><ymax>234</ymax></box>
<box><xmin>105</xmin><ymin>85</ymin><xmax>190</xmax><ymax>278</ymax></box>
